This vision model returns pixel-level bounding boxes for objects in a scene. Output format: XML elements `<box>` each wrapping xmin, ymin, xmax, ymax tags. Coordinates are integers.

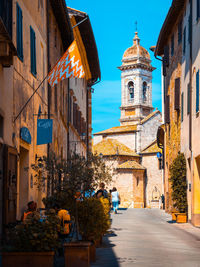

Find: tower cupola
<box><xmin>118</xmin><ymin>31</ymin><xmax>156</xmax><ymax>125</ymax></box>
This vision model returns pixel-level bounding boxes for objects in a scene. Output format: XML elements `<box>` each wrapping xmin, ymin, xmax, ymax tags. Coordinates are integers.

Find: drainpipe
<box><xmin>46</xmin><ymin>0</ymin><xmax>51</xmax><ymax>196</ymax></box>
<box><xmin>189</xmin><ymin>0</ymin><xmax>193</xmax><ymax>152</ymax></box>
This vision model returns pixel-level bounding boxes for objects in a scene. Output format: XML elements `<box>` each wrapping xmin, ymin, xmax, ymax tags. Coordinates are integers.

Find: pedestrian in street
<box><xmin>96</xmin><ymin>182</ymin><xmax>108</xmax><ymax>198</ymax></box>
<box><xmin>111</xmin><ymin>187</ymin><xmax>120</xmax><ymax>214</ymax></box>
<box><xmin>21</xmin><ymin>201</ymin><xmax>37</xmax><ymax>221</ymax></box>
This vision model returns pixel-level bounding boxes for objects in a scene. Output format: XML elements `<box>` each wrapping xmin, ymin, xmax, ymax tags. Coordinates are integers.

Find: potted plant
<box><xmin>40</xmin><ymin>151</ymin><xmax>112</xmax><ymax>267</ymax></box>
<box><xmin>2</xmin><ymin>210</ymin><xmax>61</xmax><ymax>267</ymax></box>
<box><xmin>169</xmin><ymin>153</ymin><xmax>188</xmax><ymax>223</ymax></box>
<box><xmin>77</xmin><ymin>197</ymin><xmax>111</xmax><ymax>262</ymax></box>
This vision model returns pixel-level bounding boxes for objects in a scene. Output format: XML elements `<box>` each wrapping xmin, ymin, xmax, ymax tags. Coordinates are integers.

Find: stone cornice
<box><xmin>118</xmin><ymin>63</ymin><xmax>156</xmax><ymax>72</ymax></box>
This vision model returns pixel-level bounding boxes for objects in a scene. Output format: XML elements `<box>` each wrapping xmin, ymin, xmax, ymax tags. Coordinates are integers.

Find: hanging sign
<box><xmin>20</xmin><ymin>127</ymin><xmax>31</xmax><ymax>144</ymax></box>
<box><xmin>37</xmin><ymin>119</ymin><xmax>53</xmax><ymax>145</ymax></box>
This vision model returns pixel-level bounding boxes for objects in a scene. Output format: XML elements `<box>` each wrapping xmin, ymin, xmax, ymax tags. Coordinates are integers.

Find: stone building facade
<box><xmin>155</xmin><ymin>0</ymin><xmax>200</xmax><ymax>226</ymax></box>
<box><xmin>0</xmin><ymin>1</ymin><xmax>100</xmax><ymax>242</ymax></box>
<box><xmin>93</xmin><ymin>32</ymin><xmax>163</xmax><ymax>208</ymax></box>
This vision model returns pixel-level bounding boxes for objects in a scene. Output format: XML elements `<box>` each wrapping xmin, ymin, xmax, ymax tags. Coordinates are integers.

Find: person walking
<box><xmin>111</xmin><ymin>187</ymin><xmax>120</xmax><ymax>214</ymax></box>
<box><xmin>96</xmin><ymin>182</ymin><xmax>108</xmax><ymax>198</ymax></box>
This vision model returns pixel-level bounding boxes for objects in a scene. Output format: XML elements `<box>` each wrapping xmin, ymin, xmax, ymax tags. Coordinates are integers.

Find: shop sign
<box><xmin>20</xmin><ymin>127</ymin><xmax>31</xmax><ymax>144</ymax></box>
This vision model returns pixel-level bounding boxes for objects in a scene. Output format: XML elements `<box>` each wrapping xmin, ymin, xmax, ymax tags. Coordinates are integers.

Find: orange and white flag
<box><xmin>47</xmin><ymin>40</ymin><xmax>85</xmax><ymax>87</ymax></box>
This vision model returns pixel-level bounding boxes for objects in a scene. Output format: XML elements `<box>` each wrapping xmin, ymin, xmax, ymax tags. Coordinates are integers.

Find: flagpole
<box><xmin>13</xmin><ymin>74</ymin><xmax>49</xmax><ymax>123</ymax></box>
<box><xmin>14</xmin><ymin>15</ymin><xmax>88</xmax><ymax>123</ymax></box>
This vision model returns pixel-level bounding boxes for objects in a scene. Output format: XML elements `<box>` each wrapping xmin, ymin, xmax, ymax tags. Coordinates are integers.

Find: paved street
<box><xmin>92</xmin><ymin>208</ymin><xmax>200</xmax><ymax>267</ymax></box>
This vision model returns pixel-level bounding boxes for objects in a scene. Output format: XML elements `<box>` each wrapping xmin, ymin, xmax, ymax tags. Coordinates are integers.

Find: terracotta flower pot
<box><xmin>89</xmin><ymin>242</ymin><xmax>96</xmax><ymax>262</ymax></box>
<box><xmin>64</xmin><ymin>241</ymin><xmax>91</xmax><ymax>267</ymax></box>
<box><xmin>2</xmin><ymin>251</ymin><xmax>55</xmax><ymax>267</ymax></box>
<box><xmin>176</xmin><ymin>213</ymin><xmax>187</xmax><ymax>223</ymax></box>
<box><xmin>171</xmin><ymin>212</ymin><xmax>177</xmax><ymax>221</ymax></box>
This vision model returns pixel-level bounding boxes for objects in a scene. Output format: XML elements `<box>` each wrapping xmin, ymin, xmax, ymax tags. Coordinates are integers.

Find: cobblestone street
<box><xmin>92</xmin><ymin>209</ymin><xmax>200</xmax><ymax>267</ymax></box>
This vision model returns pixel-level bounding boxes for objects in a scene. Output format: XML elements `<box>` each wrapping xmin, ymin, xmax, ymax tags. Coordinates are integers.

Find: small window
<box><xmin>187</xmin><ymin>83</ymin><xmax>190</xmax><ymax>115</ymax></box>
<box><xmin>54</xmin><ymin>26</ymin><xmax>57</xmax><ymax>48</ymax></box>
<box><xmin>54</xmin><ymin>85</ymin><xmax>57</xmax><ymax>114</ymax></box>
<box><xmin>143</xmin><ymin>82</ymin><xmax>147</xmax><ymax>102</ymax></box>
<box><xmin>136</xmin><ymin>177</ymin><xmax>139</xmax><ymax>187</ymax></box>
<box><xmin>0</xmin><ymin>115</ymin><xmax>3</xmax><ymax>138</ymax></box>
<box><xmin>178</xmin><ymin>20</ymin><xmax>182</xmax><ymax>44</ymax></box>
<box><xmin>171</xmin><ymin>34</ymin><xmax>174</xmax><ymax>56</ymax></box>
<box><xmin>196</xmin><ymin>70</ymin><xmax>199</xmax><ymax>113</ymax></box>
<box><xmin>16</xmin><ymin>3</ymin><xmax>23</xmax><ymax>61</ymax></box>
<box><xmin>30</xmin><ymin>26</ymin><xmax>37</xmax><ymax>76</ymax></box>
<box><xmin>181</xmin><ymin>92</ymin><xmax>184</xmax><ymax>122</ymax></box>
<box><xmin>197</xmin><ymin>0</ymin><xmax>200</xmax><ymax>21</ymax></box>
<box><xmin>158</xmin><ymin>158</ymin><xmax>162</xmax><ymax>170</ymax></box>
<box><xmin>183</xmin><ymin>27</ymin><xmax>186</xmax><ymax>54</ymax></box>
<box><xmin>128</xmin><ymin>81</ymin><xmax>134</xmax><ymax>99</ymax></box>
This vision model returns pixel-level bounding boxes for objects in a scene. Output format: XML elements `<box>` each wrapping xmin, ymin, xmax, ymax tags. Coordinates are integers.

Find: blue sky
<box><xmin>66</xmin><ymin>0</ymin><xmax>172</xmax><ymax>133</ymax></box>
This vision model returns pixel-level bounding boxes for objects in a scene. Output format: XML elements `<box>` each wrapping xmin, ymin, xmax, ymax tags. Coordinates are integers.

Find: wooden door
<box><xmin>3</xmin><ymin>146</ymin><xmax>18</xmax><ymax>225</ymax></box>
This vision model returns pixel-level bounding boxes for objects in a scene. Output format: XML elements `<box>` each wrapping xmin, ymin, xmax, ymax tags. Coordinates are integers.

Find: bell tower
<box><xmin>118</xmin><ymin>31</ymin><xmax>156</xmax><ymax>126</ymax></box>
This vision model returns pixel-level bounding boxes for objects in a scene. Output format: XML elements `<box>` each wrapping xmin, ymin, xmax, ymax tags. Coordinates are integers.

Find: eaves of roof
<box><xmin>155</xmin><ymin>0</ymin><xmax>186</xmax><ymax>56</ymax></box>
<box><xmin>50</xmin><ymin>0</ymin><xmax>74</xmax><ymax>51</ymax></box>
<box><xmin>68</xmin><ymin>7</ymin><xmax>101</xmax><ymax>84</ymax></box>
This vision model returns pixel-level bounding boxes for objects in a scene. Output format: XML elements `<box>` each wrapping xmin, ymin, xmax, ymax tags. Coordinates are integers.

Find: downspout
<box><xmin>189</xmin><ymin>0</ymin><xmax>193</xmax><ymax>152</ymax></box>
<box><xmin>67</xmin><ymin>78</ymin><xmax>70</xmax><ymax>159</ymax></box>
<box><xmin>46</xmin><ymin>0</ymin><xmax>51</xmax><ymax>196</ymax></box>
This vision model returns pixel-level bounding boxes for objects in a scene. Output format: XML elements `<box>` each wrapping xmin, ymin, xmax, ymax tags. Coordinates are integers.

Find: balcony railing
<box><xmin>0</xmin><ymin>0</ymin><xmax>12</xmax><ymax>39</ymax></box>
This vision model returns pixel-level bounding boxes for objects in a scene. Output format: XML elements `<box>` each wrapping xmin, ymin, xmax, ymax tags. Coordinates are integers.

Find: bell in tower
<box><xmin>118</xmin><ymin>30</ymin><xmax>156</xmax><ymax>126</ymax></box>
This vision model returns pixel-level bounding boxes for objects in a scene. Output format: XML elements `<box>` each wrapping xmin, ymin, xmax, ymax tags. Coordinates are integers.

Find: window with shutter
<box><xmin>187</xmin><ymin>83</ymin><xmax>190</xmax><ymax>115</ymax></box>
<box><xmin>171</xmin><ymin>34</ymin><xmax>174</xmax><ymax>56</ymax></box>
<box><xmin>181</xmin><ymin>92</ymin><xmax>184</xmax><ymax>122</ymax></box>
<box><xmin>196</xmin><ymin>70</ymin><xmax>199</xmax><ymax>113</ymax></box>
<box><xmin>16</xmin><ymin>3</ymin><xmax>23</xmax><ymax>61</ymax></box>
<box><xmin>30</xmin><ymin>26</ymin><xmax>37</xmax><ymax>76</ymax></box>
<box><xmin>54</xmin><ymin>85</ymin><xmax>57</xmax><ymax>114</ymax></box>
<box><xmin>183</xmin><ymin>27</ymin><xmax>186</xmax><ymax>54</ymax></box>
<box><xmin>174</xmin><ymin>78</ymin><xmax>180</xmax><ymax>110</ymax></box>
<box><xmin>164</xmin><ymin>45</ymin><xmax>169</xmax><ymax>67</ymax></box>
<box><xmin>197</xmin><ymin>0</ymin><xmax>200</xmax><ymax>21</ymax></box>
<box><xmin>188</xmin><ymin>15</ymin><xmax>192</xmax><ymax>44</ymax></box>
<box><xmin>165</xmin><ymin>95</ymin><xmax>170</xmax><ymax>124</ymax></box>
<box><xmin>178</xmin><ymin>20</ymin><xmax>182</xmax><ymax>44</ymax></box>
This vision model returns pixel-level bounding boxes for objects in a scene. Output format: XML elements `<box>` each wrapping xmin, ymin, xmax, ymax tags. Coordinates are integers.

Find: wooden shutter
<box><xmin>16</xmin><ymin>3</ymin><xmax>23</xmax><ymax>61</ymax></box>
<box><xmin>187</xmin><ymin>83</ymin><xmax>190</xmax><ymax>115</ymax></box>
<box><xmin>196</xmin><ymin>70</ymin><xmax>199</xmax><ymax>113</ymax></box>
<box><xmin>165</xmin><ymin>95</ymin><xmax>170</xmax><ymax>123</ymax></box>
<box><xmin>171</xmin><ymin>34</ymin><xmax>174</xmax><ymax>56</ymax></box>
<box><xmin>30</xmin><ymin>26</ymin><xmax>36</xmax><ymax>75</ymax></box>
<box><xmin>181</xmin><ymin>93</ymin><xmax>184</xmax><ymax>122</ymax></box>
<box><xmin>188</xmin><ymin>15</ymin><xmax>192</xmax><ymax>44</ymax></box>
<box><xmin>164</xmin><ymin>45</ymin><xmax>169</xmax><ymax>67</ymax></box>
<box><xmin>183</xmin><ymin>27</ymin><xmax>186</xmax><ymax>54</ymax></box>
<box><xmin>197</xmin><ymin>0</ymin><xmax>200</xmax><ymax>21</ymax></box>
<box><xmin>178</xmin><ymin>20</ymin><xmax>182</xmax><ymax>44</ymax></box>
<box><xmin>174</xmin><ymin>78</ymin><xmax>180</xmax><ymax>110</ymax></box>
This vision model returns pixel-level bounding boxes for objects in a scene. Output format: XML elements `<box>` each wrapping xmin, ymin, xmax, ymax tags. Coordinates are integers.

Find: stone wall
<box><xmin>142</xmin><ymin>154</ymin><xmax>163</xmax><ymax>208</ymax></box>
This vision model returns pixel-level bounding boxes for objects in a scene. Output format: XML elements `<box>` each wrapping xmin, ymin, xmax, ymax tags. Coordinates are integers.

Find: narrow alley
<box><xmin>92</xmin><ymin>209</ymin><xmax>200</xmax><ymax>267</ymax></box>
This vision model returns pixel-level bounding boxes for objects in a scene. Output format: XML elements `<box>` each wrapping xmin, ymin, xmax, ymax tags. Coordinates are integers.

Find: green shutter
<box><xmin>197</xmin><ymin>0</ymin><xmax>200</xmax><ymax>21</ymax></box>
<box><xmin>187</xmin><ymin>83</ymin><xmax>190</xmax><ymax>115</ymax></box>
<box><xmin>183</xmin><ymin>27</ymin><xmax>186</xmax><ymax>54</ymax></box>
<box><xmin>196</xmin><ymin>70</ymin><xmax>199</xmax><ymax>113</ymax></box>
<box><xmin>30</xmin><ymin>26</ymin><xmax>36</xmax><ymax>76</ymax></box>
<box><xmin>16</xmin><ymin>3</ymin><xmax>23</xmax><ymax>61</ymax></box>
<box><xmin>181</xmin><ymin>93</ymin><xmax>184</xmax><ymax>122</ymax></box>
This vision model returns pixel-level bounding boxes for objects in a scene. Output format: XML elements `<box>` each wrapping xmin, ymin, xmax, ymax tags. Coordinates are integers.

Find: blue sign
<box><xmin>20</xmin><ymin>127</ymin><xmax>31</xmax><ymax>144</ymax></box>
<box><xmin>37</xmin><ymin>119</ymin><xmax>53</xmax><ymax>145</ymax></box>
<box><xmin>157</xmin><ymin>152</ymin><xmax>162</xmax><ymax>159</ymax></box>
